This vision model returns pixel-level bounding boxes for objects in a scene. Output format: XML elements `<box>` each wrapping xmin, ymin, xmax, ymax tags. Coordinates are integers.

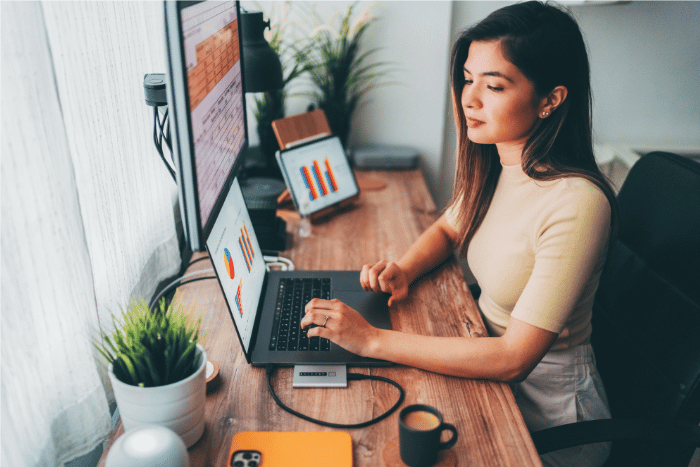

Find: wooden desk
<box><xmin>100</xmin><ymin>169</ymin><xmax>541</xmax><ymax>467</ymax></box>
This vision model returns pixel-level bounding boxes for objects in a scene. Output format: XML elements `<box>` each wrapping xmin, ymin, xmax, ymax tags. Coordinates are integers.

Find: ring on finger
<box><xmin>322</xmin><ymin>315</ymin><xmax>329</xmax><ymax>327</ymax></box>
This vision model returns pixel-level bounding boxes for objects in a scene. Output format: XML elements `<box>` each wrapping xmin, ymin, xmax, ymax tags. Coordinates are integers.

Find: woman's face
<box><xmin>461</xmin><ymin>40</ymin><xmax>545</xmax><ymax>162</ymax></box>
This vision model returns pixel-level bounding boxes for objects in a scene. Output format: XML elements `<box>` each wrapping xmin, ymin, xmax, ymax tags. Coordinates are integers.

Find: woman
<box><xmin>301</xmin><ymin>2</ymin><xmax>616</xmax><ymax>465</ymax></box>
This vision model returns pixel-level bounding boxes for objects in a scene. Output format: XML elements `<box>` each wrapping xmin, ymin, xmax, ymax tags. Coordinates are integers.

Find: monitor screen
<box><xmin>165</xmin><ymin>0</ymin><xmax>248</xmax><ymax>250</ymax></box>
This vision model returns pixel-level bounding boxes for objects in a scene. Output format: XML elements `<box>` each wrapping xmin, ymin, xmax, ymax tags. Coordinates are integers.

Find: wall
<box><xmin>574</xmin><ymin>1</ymin><xmax>700</xmax><ymax>150</ymax></box>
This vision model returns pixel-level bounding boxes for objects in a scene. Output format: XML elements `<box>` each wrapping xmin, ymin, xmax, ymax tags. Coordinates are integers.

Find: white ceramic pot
<box><xmin>109</xmin><ymin>344</ymin><xmax>207</xmax><ymax>448</ymax></box>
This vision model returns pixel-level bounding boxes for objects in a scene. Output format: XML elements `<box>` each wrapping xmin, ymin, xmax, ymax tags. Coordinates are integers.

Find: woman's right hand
<box><xmin>360</xmin><ymin>260</ymin><xmax>409</xmax><ymax>307</ymax></box>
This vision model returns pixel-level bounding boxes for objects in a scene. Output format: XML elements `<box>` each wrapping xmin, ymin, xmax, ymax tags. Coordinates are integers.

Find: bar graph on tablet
<box><xmin>276</xmin><ymin>136</ymin><xmax>359</xmax><ymax>217</ymax></box>
<box><xmin>300</xmin><ymin>158</ymin><xmax>339</xmax><ymax>201</ymax></box>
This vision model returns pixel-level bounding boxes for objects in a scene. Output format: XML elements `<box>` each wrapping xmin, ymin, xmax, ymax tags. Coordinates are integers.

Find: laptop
<box><xmin>205</xmin><ymin>178</ymin><xmax>392</xmax><ymax>367</ymax></box>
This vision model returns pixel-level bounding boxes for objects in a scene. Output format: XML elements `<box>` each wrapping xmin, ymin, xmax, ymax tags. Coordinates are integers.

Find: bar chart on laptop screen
<box><xmin>238</xmin><ymin>222</ymin><xmax>255</xmax><ymax>272</ymax></box>
<box><xmin>234</xmin><ymin>279</ymin><xmax>243</xmax><ymax>317</ymax></box>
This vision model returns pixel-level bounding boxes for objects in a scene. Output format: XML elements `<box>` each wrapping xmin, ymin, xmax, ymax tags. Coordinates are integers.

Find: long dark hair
<box><xmin>449</xmin><ymin>1</ymin><xmax>617</xmax><ymax>256</ymax></box>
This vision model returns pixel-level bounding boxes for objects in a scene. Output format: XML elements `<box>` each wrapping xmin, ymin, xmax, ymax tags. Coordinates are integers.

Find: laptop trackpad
<box><xmin>333</xmin><ymin>291</ymin><xmax>392</xmax><ymax>330</ymax></box>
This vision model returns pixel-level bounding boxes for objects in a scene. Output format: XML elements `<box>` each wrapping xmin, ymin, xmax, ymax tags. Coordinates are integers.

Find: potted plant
<box><xmin>297</xmin><ymin>2</ymin><xmax>394</xmax><ymax>147</ymax></box>
<box><xmin>94</xmin><ymin>297</ymin><xmax>207</xmax><ymax>448</ymax></box>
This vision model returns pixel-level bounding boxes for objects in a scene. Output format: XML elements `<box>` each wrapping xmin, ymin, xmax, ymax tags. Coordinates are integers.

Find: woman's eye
<box><xmin>487</xmin><ymin>86</ymin><xmax>504</xmax><ymax>92</ymax></box>
<box><xmin>464</xmin><ymin>79</ymin><xmax>473</xmax><ymax>85</ymax></box>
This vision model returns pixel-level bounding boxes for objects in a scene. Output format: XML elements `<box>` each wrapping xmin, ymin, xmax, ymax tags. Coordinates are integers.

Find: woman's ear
<box><xmin>539</xmin><ymin>86</ymin><xmax>568</xmax><ymax>118</ymax></box>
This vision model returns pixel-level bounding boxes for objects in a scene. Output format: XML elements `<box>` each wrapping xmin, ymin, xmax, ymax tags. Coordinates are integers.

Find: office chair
<box><xmin>531</xmin><ymin>152</ymin><xmax>700</xmax><ymax>466</ymax></box>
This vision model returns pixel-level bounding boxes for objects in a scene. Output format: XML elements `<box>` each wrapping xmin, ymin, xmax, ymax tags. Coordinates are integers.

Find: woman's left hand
<box><xmin>300</xmin><ymin>298</ymin><xmax>380</xmax><ymax>358</ymax></box>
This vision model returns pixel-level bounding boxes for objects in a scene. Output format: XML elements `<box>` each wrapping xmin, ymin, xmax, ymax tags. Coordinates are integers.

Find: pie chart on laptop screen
<box><xmin>223</xmin><ymin>248</ymin><xmax>235</xmax><ymax>279</ymax></box>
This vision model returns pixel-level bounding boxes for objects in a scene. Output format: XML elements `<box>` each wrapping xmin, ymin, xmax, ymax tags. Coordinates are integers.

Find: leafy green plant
<box><xmin>94</xmin><ymin>297</ymin><xmax>202</xmax><ymax>388</ymax></box>
<box><xmin>296</xmin><ymin>2</ymin><xmax>394</xmax><ymax>146</ymax></box>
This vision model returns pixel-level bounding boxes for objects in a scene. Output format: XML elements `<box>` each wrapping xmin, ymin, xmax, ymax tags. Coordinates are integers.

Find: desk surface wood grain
<box><xmin>99</xmin><ymin>170</ymin><xmax>541</xmax><ymax>467</ymax></box>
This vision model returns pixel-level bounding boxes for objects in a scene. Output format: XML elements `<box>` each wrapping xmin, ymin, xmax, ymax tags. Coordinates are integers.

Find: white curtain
<box><xmin>1</xmin><ymin>2</ymin><xmax>181</xmax><ymax>465</ymax></box>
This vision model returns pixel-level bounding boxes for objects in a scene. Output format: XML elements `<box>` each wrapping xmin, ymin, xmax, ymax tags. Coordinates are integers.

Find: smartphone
<box><xmin>227</xmin><ymin>432</ymin><xmax>352</xmax><ymax>467</ymax></box>
<box><xmin>230</xmin><ymin>449</ymin><xmax>262</xmax><ymax>467</ymax></box>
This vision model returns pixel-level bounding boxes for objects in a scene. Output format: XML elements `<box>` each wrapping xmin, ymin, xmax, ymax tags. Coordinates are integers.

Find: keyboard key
<box><xmin>310</xmin><ymin>336</ymin><xmax>320</xmax><ymax>351</ymax></box>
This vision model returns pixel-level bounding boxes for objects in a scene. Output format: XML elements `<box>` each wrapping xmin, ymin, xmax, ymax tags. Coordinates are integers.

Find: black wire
<box><xmin>149</xmin><ymin>253</ymin><xmax>214</xmax><ymax>309</ymax></box>
<box><xmin>188</xmin><ymin>256</ymin><xmax>210</xmax><ymax>267</ymax></box>
<box><xmin>161</xmin><ymin>107</ymin><xmax>172</xmax><ymax>153</ymax></box>
<box><xmin>265</xmin><ymin>364</ymin><xmax>405</xmax><ymax>429</ymax></box>
<box><xmin>176</xmin><ymin>276</ymin><xmax>217</xmax><ymax>288</ymax></box>
<box><xmin>149</xmin><ymin>275</ymin><xmax>216</xmax><ymax>310</ymax></box>
<box><xmin>156</xmin><ymin>107</ymin><xmax>168</xmax><ymax>154</ymax></box>
<box><xmin>153</xmin><ymin>106</ymin><xmax>177</xmax><ymax>182</ymax></box>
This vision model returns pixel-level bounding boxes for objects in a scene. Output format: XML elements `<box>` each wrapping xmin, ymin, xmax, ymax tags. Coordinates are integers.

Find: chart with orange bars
<box><xmin>300</xmin><ymin>158</ymin><xmax>339</xmax><ymax>201</ymax></box>
<box><xmin>187</xmin><ymin>20</ymin><xmax>240</xmax><ymax>110</ymax></box>
<box><xmin>238</xmin><ymin>222</ymin><xmax>255</xmax><ymax>272</ymax></box>
<box><xmin>234</xmin><ymin>279</ymin><xmax>243</xmax><ymax>317</ymax></box>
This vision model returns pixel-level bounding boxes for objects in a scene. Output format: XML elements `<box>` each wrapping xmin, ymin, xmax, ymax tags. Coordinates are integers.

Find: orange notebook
<box><xmin>271</xmin><ymin>109</ymin><xmax>332</xmax><ymax>150</ymax></box>
<box><xmin>227</xmin><ymin>432</ymin><xmax>353</xmax><ymax>467</ymax></box>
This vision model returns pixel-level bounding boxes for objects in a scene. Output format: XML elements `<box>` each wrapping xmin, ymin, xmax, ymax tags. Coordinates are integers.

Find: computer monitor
<box><xmin>164</xmin><ymin>0</ymin><xmax>248</xmax><ymax>251</ymax></box>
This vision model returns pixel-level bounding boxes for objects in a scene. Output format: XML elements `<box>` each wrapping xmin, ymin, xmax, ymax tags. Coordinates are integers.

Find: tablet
<box><xmin>275</xmin><ymin>136</ymin><xmax>360</xmax><ymax>218</ymax></box>
<box><xmin>227</xmin><ymin>431</ymin><xmax>352</xmax><ymax>467</ymax></box>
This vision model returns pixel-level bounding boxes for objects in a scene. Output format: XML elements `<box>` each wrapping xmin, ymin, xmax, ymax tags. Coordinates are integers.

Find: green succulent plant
<box><xmin>94</xmin><ymin>297</ymin><xmax>202</xmax><ymax>388</ymax></box>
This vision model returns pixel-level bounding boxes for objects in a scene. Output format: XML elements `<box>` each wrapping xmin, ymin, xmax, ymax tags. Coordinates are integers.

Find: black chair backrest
<box><xmin>591</xmin><ymin>151</ymin><xmax>700</xmax><ymax>466</ymax></box>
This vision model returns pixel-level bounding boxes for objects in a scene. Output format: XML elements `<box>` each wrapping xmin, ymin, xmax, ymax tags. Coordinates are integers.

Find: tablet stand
<box><xmin>271</xmin><ymin>110</ymin><xmax>364</xmax><ymax>223</ymax></box>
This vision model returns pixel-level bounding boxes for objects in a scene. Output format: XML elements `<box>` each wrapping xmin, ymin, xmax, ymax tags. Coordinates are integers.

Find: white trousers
<box><xmin>511</xmin><ymin>343</ymin><xmax>612</xmax><ymax>467</ymax></box>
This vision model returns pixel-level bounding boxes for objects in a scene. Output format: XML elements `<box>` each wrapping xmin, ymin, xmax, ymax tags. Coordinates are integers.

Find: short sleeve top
<box><xmin>445</xmin><ymin>163</ymin><xmax>611</xmax><ymax>349</ymax></box>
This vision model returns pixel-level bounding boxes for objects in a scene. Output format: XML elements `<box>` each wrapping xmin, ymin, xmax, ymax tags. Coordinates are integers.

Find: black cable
<box><xmin>156</xmin><ymin>107</ymin><xmax>169</xmax><ymax>155</ymax></box>
<box><xmin>176</xmin><ymin>276</ymin><xmax>217</xmax><ymax>288</ymax></box>
<box><xmin>149</xmin><ymin>274</ymin><xmax>216</xmax><ymax>310</ymax></box>
<box><xmin>188</xmin><ymin>256</ymin><xmax>209</xmax><ymax>267</ymax></box>
<box><xmin>265</xmin><ymin>364</ymin><xmax>405</xmax><ymax>429</ymax></box>
<box><xmin>155</xmin><ymin>106</ymin><xmax>172</xmax><ymax>156</ymax></box>
<box><xmin>153</xmin><ymin>106</ymin><xmax>177</xmax><ymax>182</ymax></box>
<box><xmin>161</xmin><ymin>107</ymin><xmax>172</xmax><ymax>153</ymax></box>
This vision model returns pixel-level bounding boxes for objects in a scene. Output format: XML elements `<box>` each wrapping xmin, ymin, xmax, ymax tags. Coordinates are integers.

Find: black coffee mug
<box><xmin>399</xmin><ymin>404</ymin><xmax>458</xmax><ymax>467</ymax></box>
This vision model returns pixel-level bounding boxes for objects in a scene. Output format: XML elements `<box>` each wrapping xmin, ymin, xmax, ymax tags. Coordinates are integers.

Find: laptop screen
<box><xmin>206</xmin><ymin>178</ymin><xmax>266</xmax><ymax>354</ymax></box>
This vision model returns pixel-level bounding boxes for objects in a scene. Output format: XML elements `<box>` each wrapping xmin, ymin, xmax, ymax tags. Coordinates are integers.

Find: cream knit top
<box><xmin>446</xmin><ymin>163</ymin><xmax>611</xmax><ymax>349</ymax></box>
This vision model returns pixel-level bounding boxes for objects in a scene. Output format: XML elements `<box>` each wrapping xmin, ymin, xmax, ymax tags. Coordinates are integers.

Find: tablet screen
<box><xmin>276</xmin><ymin>136</ymin><xmax>359</xmax><ymax>216</ymax></box>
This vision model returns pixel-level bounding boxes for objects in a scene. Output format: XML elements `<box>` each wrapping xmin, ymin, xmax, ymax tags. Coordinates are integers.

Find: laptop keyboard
<box><xmin>269</xmin><ymin>278</ymin><xmax>332</xmax><ymax>352</ymax></box>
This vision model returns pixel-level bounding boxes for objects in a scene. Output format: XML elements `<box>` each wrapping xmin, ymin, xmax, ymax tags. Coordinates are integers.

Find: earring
<box><xmin>542</xmin><ymin>111</ymin><xmax>549</xmax><ymax>117</ymax></box>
